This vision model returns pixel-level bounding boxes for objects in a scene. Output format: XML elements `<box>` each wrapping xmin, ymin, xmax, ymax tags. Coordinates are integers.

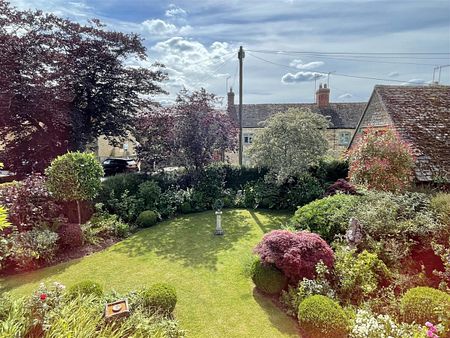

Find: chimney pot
<box><xmin>316</xmin><ymin>83</ymin><xmax>330</xmax><ymax>108</ymax></box>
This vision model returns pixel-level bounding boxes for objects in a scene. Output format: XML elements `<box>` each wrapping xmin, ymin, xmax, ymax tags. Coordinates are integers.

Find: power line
<box><xmin>194</xmin><ymin>53</ymin><xmax>235</xmax><ymax>85</ymax></box>
<box><xmin>247</xmin><ymin>49</ymin><xmax>450</xmax><ymax>58</ymax></box>
<box><xmin>247</xmin><ymin>52</ymin><xmax>422</xmax><ymax>84</ymax></box>
<box><xmin>248</xmin><ymin>50</ymin><xmax>440</xmax><ymax>67</ymax></box>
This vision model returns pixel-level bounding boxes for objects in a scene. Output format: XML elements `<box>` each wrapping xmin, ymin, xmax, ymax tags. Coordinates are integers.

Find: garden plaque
<box><xmin>104</xmin><ymin>299</ymin><xmax>130</xmax><ymax>320</ymax></box>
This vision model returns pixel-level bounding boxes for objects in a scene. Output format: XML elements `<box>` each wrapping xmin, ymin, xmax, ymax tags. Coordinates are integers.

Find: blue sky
<box><xmin>9</xmin><ymin>0</ymin><xmax>450</xmax><ymax>105</ymax></box>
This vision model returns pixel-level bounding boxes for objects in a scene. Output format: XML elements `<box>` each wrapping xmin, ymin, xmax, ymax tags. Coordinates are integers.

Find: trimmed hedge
<box><xmin>142</xmin><ymin>283</ymin><xmax>177</xmax><ymax>313</ymax></box>
<box><xmin>136</xmin><ymin>210</ymin><xmax>158</xmax><ymax>228</ymax></box>
<box><xmin>401</xmin><ymin>287</ymin><xmax>450</xmax><ymax>325</ymax></box>
<box><xmin>250</xmin><ymin>258</ymin><xmax>287</xmax><ymax>295</ymax></box>
<box><xmin>298</xmin><ymin>295</ymin><xmax>349</xmax><ymax>338</ymax></box>
<box><xmin>67</xmin><ymin>280</ymin><xmax>103</xmax><ymax>299</ymax></box>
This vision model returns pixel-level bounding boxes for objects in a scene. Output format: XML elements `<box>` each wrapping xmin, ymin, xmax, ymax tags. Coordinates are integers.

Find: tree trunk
<box><xmin>76</xmin><ymin>200</ymin><xmax>81</xmax><ymax>225</ymax></box>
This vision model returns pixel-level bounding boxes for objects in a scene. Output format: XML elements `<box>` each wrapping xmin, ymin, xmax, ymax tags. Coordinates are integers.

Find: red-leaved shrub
<box><xmin>57</xmin><ymin>223</ymin><xmax>83</xmax><ymax>250</ymax></box>
<box><xmin>325</xmin><ymin>179</ymin><xmax>357</xmax><ymax>196</ymax></box>
<box><xmin>254</xmin><ymin>230</ymin><xmax>334</xmax><ymax>283</ymax></box>
<box><xmin>0</xmin><ymin>174</ymin><xmax>63</xmax><ymax>231</ymax></box>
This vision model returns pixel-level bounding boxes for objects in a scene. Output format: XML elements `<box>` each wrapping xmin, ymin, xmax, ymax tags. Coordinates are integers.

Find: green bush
<box><xmin>292</xmin><ymin>194</ymin><xmax>358</xmax><ymax>242</ymax></box>
<box><xmin>67</xmin><ymin>280</ymin><xmax>103</xmax><ymax>299</ymax></box>
<box><xmin>352</xmin><ymin>191</ymin><xmax>444</xmax><ymax>266</ymax></box>
<box><xmin>430</xmin><ymin>193</ymin><xmax>450</xmax><ymax>226</ymax></box>
<box><xmin>105</xmin><ymin>190</ymin><xmax>143</xmax><ymax>223</ymax></box>
<box><xmin>180</xmin><ymin>201</ymin><xmax>193</xmax><ymax>214</ymax></box>
<box><xmin>137</xmin><ymin>181</ymin><xmax>161</xmax><ymax>211</ymax></box>
<box><xmin>400</xmin><ymin>287</ymin><xmax>450</xmax><ymax>325</ymax></box>
<box><xmin>335</xmin><ymin>247</ymin><xmax>390</xmax><ymax>305</ymax></box>
<box><xmin>8</xmin><ymin>229</ymin><xmax>59</xmax><ymax>270</ymax></box>
<box><xmin>192</xmin><ymin>164</ymin><xmax>226</xmax><ymax>209</ymax></box>
<box><xmin>285</xmin><ymin>174</ymin><xmax>325</xmax><ymax>209</ymax></box>
<box><xmin>142</xmin><ymin>283</ymin><xmax>177</xmax><ymax>313</ymax></box>
<box><xmin>298</xmin><ymin>295</ymin><xmax>349</xmax><ymax>338</ymax></box>
<box><xmin>250</xmin><ymin>258</ymin><xmax>287</xmax><ymax>295</ymax></box>
<box><xmin>311</xmin><ymin>158</ymin><xmax>349</xmax><ymax>185</ymax></box>
<box><xmin>82</xmin><ymin>211</ymin><xmax>130</xmax><ymax>244</ymax></box>
<box><xmin>280</xmin><ymin>262</ymin><xmax>335</xmax><ymax>317</ymax></box>
<box><xmin>98</xmin><ymin>173</ymin><xmax>147</xmax><ymax>202</ymax></box>
<box><xmin>136</xmin><ymin>210</ymin><xmax>158</xmax><ymax>228</ymax></box>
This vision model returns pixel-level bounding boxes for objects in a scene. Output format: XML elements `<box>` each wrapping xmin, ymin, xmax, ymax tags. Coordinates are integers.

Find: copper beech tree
<box><xmin>0</xmin><ymin>0</ymin><xmax>167</xmax><ymax>176</ymax></box>
<box><xmin>135</xmin><ymin>89</ymin><xmax>238</xmax><ymax>171</ymax></box>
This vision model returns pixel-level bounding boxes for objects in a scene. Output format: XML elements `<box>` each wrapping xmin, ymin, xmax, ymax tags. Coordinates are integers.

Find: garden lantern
<box><xmin>104</xmin><ymin>299</ymin><xmax>130</xmax><ymax>321</ymax></box>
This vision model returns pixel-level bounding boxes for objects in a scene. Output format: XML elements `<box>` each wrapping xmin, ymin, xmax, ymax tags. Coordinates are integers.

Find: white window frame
<box><xmin>339</xmin><ymin>132</ymin><xmax>351</xmax><ymax>146</ymax></box>
<box><xmin>243</xmin><ymin>133</ymin><xmax>253</xmax><ymax>144</ymax></box>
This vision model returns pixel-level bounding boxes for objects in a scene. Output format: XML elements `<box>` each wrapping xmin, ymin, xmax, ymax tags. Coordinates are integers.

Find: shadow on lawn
<box><xmin>0</xmin><ymin>259</ymin><xmax>81</xmax><ymax>294</ymax></box>
<box><xmin>253</xmin><ymin>288</ymin><xmax>300</xmax><ymax>336</ymax></box>
<box><xmin>110</xmin><ymin>209</ymin><xmax>262</xmax><ymax>270</ymax></box>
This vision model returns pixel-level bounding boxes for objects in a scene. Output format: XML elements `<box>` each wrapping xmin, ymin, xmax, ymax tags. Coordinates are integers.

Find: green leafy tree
<box><xmin>248</xmin><ymin>108</ymin><xmax>329</xmax><ymax>183</ymax></box>
<box><xmin>45</xmin><ymin>152</ymin><xmax>104</xmax><ymax>224</ymax></box>
<box><xmin>347</xmin><ymin>128</ymin><xmax>414</xmax><ymax>192</ymax></box>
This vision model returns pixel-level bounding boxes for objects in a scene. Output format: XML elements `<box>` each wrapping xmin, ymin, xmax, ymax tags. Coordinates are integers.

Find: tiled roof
<box><xmin>237</xmin><ymin>102</ymin><xmax>366</xmax><ymax>128</ymax></box>
<box><xmin>374</xmin><ymin>85</ymin><xmax>450</xmax><ymax>181</ymax></box>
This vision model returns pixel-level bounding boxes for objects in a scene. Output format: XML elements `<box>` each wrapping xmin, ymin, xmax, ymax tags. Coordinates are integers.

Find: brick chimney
<box><xmin>227</xmin><ymin>87</ymin><xmax>235</xmax><ymax>108</ymax></box>
<box><xmin>227</xmin><ymin>87</ymin><xmax>238</xmax><ymax>122</ymax></box>
<box><xmin>316</xmin><ymin>83</ymin><xmax>330</xmax><ymax>108</ymax></box>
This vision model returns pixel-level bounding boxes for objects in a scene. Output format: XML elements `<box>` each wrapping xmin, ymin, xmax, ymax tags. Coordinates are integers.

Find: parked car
<box><xmin>102</xmin><ymin>158</ymin><xmax>138</xmax><ymax>176</ymax></box>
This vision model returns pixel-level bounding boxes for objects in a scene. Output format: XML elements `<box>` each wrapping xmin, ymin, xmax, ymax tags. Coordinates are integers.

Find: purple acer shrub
<box><xmin>254</xmin><ymin>230</ymin><xmax>334</xmax><ymax>283</ymax></box>
<box><xmin>325</xmin><ymin>179</ymin><xmax>357</xmax><ymax>196</ymax></box>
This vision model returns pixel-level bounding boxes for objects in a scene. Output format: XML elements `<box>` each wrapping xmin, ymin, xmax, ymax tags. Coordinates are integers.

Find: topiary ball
<box><xmin>250</xmin><ymin>258</ymin><xmax>287</xmax><ymax>295</ymax></box>
<box><xmin>401</xmin><ymin>287</ymin><xmax>450</xmax><ymax>325</ymax></box>
<box><xmin>180</xmin><ymin>202</ymin><xmax>192</xmax><ymax>214</ymax></box>
<box><xmin>298</xmin><ymin>295</ymin><xmax>349</xmax><ymax>338</ymax></box>
<box><xmin>57</xmin><ymin>223</ymin><xmax>83</xmax><ymax>250</ymax></box>
<box><xmin>136</xmin><ymin>210</ymin><xmax>158</xmax><ymax>228</ymax></box>
<box><xmin>142</xmin><ymin>283</ymin><xmax>177</xmax><ymax>313</ymax></box>
<box><xmin>67</xmin><ymin>280</ymin><xmax>103</xmax><ymax>299</ymax></box>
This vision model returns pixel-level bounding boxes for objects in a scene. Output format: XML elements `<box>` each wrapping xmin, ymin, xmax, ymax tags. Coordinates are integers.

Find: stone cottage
<box><xmin>349</xmin><ymin>85</ymin><xmax>450</xmax><ymax>183</ymax></box>
<box><xmin>227</xmin><ymin>84</ymin><xmax>366</xmax><ymax>165</ymax></box>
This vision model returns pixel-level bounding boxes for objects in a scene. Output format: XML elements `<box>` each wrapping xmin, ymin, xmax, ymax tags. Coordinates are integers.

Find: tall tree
<box><xmin>248</xmin><ymin>108</ymin><xmax>329</xmax><ymax>183</ymax></box>
<box><xmin>0</xmin><ymin>1</ymin><xmax>167</xmax><ymax>176</ymax></box>
<box><xmin>135</xmin><ymin>89</ymin><xmax>238</xmax><ymax>171</ymax></box>
<box><xmin>134</xmin><ymin>109</ymin><xmax>175</xmax><ymax>170</ymax></box>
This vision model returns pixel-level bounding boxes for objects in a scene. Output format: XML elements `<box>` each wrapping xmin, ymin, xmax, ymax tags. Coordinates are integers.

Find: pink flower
<box><xmin>425</xmin><ymin>322</ymin><xmax>433</xmax><ymax>328</ymax></box>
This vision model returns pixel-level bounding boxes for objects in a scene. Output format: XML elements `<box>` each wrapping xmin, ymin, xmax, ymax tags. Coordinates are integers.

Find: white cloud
<box><xmin>289</xmin><ymin>59</ymin><xmax>324</xmax><ymax>70</ymax></box>
<box><xmin>281</xmin><ymin>71</ymin><xmax>324</xmax><ymax>84</ymax></box>
<box><xmin>151</xmin><ymin>37</ymin><xmax>234</xmax><ymax>95</ymax></box>
<box><xmin>338</xmin><ymin>93</ymin><xmax>353</xmax><ymax>100</ymax></box>
<box><xmin>165</xmin><ymin>4</ymin><xmax>187</xmax><ymax>18</ymax></box>
<box><xmin>402</xmin><ymin>78</ymin><xmax>427</xmax><ymax>86</ymax></box>
<box><xmin>388</xmin><ymin>71</ymin><xmax>400</xmax><ymax>78</ymax></box>
<box><xmin>141</xmin><ymin>19</ymin><xmax>192</xmax><ymax>37</ymax></box>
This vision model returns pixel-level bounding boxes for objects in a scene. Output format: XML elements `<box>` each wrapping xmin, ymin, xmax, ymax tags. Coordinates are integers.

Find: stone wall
<box><xmin>96</xmin><ymin>135</ymin><xmax>137</xmax><ymax>162</ymax></box>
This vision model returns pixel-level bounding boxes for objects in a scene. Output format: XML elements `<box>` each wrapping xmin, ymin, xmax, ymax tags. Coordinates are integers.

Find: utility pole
<box><xmin>238</xmin><ymin>46</ymin><xmax>245</xmax><ymax>166</ymax></box>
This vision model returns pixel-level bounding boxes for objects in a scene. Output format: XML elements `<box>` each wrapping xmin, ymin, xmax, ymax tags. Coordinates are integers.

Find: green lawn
<box><xmin>0</xmin><ymin>209</ymin><xmax>299</xmax><ymax>338</ymax></box>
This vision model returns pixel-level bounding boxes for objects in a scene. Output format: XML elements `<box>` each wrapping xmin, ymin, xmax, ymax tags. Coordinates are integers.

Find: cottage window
<box><xmin>243</xmin><ymin>133</ymin><xmax>253</xmax><ymax>144</ymax></box>
<box><xmin>339</xmin><ymin>132</ymin><xmax>351</xmax><ymax>145</ymax></box>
